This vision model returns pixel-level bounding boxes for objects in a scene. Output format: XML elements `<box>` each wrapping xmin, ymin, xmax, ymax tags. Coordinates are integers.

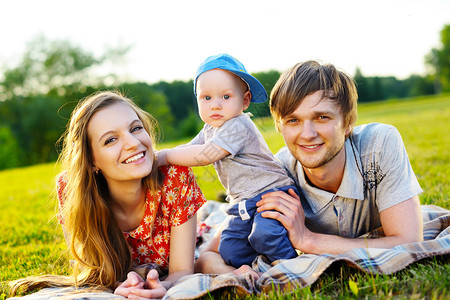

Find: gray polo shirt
<box><xmin>190</xmin><ymin>113</ymin><xmax>294</xmax><ymax>204</ymax></box>
<box><xmin>276</xmin><ymin>123</ymin><xmax>422</xmax><ymax>238</ymax></box>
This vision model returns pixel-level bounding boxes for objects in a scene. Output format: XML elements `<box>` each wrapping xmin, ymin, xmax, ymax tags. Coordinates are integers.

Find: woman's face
<box><xmin>88</xmin><ymin>102</ymin><xmax>154</xmax><ymax>185</ymax></box>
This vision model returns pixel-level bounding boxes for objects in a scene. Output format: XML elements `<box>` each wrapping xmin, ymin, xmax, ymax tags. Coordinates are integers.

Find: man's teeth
<box><xmin>303</xmin><ymin>145</ymin><xmax>319</xmax><ymax>149</ymax></box>
<box><xmin>125</xmin><ymin>153</ymin><xmax>144</xmax><ymax>164</ymax></box>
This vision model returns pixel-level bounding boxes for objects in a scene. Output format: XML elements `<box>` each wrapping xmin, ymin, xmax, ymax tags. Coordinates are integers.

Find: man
<box><xmin>195</xmin><ymin>60</ymin><xmax>423</xmax><ymax>275</ymax></box>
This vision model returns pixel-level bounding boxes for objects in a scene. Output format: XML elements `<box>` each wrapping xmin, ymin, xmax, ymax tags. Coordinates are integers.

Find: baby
<box><xmin>158</xmin><ymin>53</ymin><xmax>298</xmax><ymax>267</ymax></box>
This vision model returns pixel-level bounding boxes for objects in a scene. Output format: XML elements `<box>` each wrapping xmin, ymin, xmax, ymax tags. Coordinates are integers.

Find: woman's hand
<box><xmin>114</xmin><ymin>269</ymin><xmax>167</xmax><ymax>299</ymax></box>
<box><xmin>114</xmin><ymin>271</ymin><xmax>144</xmax><ymax>297</ymax></box>
<box><xmin>257</xmin><ymin>188</ymin><xmax>312</xmax><ymax>252</ymax></box>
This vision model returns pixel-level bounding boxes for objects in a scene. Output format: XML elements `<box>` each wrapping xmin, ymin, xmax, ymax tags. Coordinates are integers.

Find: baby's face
<box><xmin>196</xmin><ymin>69</ymin><xmax>251</xmax><ymax>127</ymax></box>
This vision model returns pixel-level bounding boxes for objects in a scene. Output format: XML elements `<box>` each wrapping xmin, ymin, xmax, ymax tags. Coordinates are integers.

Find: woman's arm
<box><xmin>158</xmin><ymin>142</ymin><xmax>229</xmax><ymax>167</ymax></box>
<box><xmin>163</xmin><ymin>214</ymin><xmax>198</xmax><ymax>288</ymax></box>
<box><xmin>257</xmin><ymin>189</ymin><xmax>423</xmax><ymax>255</ymax></box>
<box><xmin>116</xmin><ymin>215</ymin><xmax>199</xmax><ymax>299</ymax></box>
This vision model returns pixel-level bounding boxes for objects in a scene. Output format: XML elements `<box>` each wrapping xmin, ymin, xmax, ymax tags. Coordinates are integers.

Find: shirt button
<box><xmin>339</xmin><ymin>215</ymin><xmax>343</xmax><ymax>221</ymax></box>
<box><xmin>342</xmin><ymin>231</ymin><xmax>347</xmax><ymax>236</ymax></box>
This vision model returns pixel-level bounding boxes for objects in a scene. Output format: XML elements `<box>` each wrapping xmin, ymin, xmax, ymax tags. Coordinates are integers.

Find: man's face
<box><xmin>279</xmin><ymin>90</ymin><xmax>352</xmax><ymax>171</ymax></box>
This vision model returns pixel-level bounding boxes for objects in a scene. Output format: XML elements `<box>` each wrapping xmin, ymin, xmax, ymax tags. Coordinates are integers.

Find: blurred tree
<box><xmin>248</xmin><ymin>70</ymin><xmax>280</xmax><ymax>117</ymax></box>
<box><xmin>178</xmin><ymin>110</ymin><xmax>203</xmax><ymax>138</ymax></box>
<box><xmin>404</xmin><ymin>74</ymin><xmax>435</xmax><ymax>97</ymax></box>
<box><xmin>0</xmin><ymin>35</ymin><xmax>130</xmax><ymax>99</ymax></box>
<box><xmin>252</xmin><ymin>70</ymin><xmax>281</xmax><ymax>96</ymax></box>
<box><xmin>354</xmin><ymin>67</ymin><xmax>371</xmax><ymax>102</ymax></box>
<box><xmin>152</xmin><ymin>80</ymin><xmax>197</xmax><ymax>123</ymax></box>
<box><xmin>21</xmin><ymin>96</ymin><xmax>66</xmax><ymax>164</ymax></box>
<box><xmin>353</xmin><ymin>70</ymin><xmax>434</xmax><ymax>102</ymax></box>
<box><xmin>426</xmin><ymin>24</ymin><xmax>450</xmax><ymax>93</ymax></box>
<box><xmin>0</xmin><ymin>95</ymin><xmax>65</xmax><ymax>166</ymax></box>
<box><xmin>379</xmin><ymin>77</ymin><xmax>405</xmax><ymax>99</ymax></box>
<box><xmin>370</xmin><ymin>76</ymin><xmax>383</xmax><ymax>101</ymax></box>
<box><xmin>119</xmin><ymin>82</ymin><xmax>175</xmax><ymax>141</ymax></box>
<box><xmin>0</xmin><ymin>126</ymin><xmax>21</xmax><ymax>170</ymax></box>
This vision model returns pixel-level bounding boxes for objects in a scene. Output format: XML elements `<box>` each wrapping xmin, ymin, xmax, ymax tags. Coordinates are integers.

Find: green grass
<box><xmin>1</xmin><ymin>94</ymin><xmax>449</xmax><ymax>299</ymax></box>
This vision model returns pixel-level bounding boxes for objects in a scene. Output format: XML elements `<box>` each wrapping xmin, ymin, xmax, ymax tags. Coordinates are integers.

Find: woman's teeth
<box><xmin>124</xmin><ymin>153</ymin><xmax>144</xmax><ymax>164</ymax></box>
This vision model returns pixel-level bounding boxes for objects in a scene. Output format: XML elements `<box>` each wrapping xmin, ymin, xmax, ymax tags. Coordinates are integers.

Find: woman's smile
<box><xmin>88</xmin><ymin>102</ymin><xmax>154</xmax><ymax>183</ymax></box>
<box><xmin>123</xmin><ymin>151</ymin><xmax>146</xmax><ymax>164</ymax></box>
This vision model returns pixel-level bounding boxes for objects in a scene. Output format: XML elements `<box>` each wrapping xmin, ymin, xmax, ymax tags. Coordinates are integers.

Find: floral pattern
<box><xmin>123</xmin><ymin>166</ymin><xmax>206</xmax><ymax>269</ymax></box>
<box><xmin>57</xmin><ymin>165</ymin><xmax>206</xmax><ymax>271</ymax></box>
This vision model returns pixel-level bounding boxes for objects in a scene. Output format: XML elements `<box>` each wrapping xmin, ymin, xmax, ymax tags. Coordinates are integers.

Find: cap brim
<box><xmin>229</xmin><ymin>71</ymin><xmax>268</xmax><ymax>103</ymax></box>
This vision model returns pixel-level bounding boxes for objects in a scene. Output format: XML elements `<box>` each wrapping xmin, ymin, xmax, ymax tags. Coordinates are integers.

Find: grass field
<box><xmin>1</xmin><ymin>94</ymin><xmax>449</xmax><ymax>299</ymax></box>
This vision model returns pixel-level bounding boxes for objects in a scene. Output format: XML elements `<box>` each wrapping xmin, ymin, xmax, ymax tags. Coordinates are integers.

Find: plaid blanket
<box><xmin>11</xmin><ymin>204</ymin><xmax>449</xmax><ymax>299</ymax></box>
<box><xmin>164</xmin><ymin>204</ymin><xmax>450</xmax><ymax>300</ymax></box>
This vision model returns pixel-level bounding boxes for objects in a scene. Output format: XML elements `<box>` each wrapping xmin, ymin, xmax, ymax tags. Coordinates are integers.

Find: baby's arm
<box><xmin>157</xmin><ymin>142</ymin><xmax>229</xmax><ymax>167</ymax></box>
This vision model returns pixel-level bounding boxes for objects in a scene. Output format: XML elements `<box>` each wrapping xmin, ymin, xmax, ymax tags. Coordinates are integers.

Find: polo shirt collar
<box><xmin>337</xmin><ymin>138</ymin><xmax>365</xmax><ymax>200</ymax></box>
<box><xmin>296</xmin><ymin>138</ymin><xmax>365</xmax><ymax>214</ymax></box>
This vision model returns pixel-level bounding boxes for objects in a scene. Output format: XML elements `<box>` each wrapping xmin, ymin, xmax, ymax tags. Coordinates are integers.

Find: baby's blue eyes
<box><xmin>203</xmin><ymin>95</ymin><xmax>230</xmax><ymax>100</ymax></box>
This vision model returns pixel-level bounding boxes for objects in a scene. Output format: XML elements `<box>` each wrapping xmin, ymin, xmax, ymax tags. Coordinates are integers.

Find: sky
<box><xmin>1</xmin><ymin>0</ymin><xmax>449</xmax><ymax>84</ymax></box>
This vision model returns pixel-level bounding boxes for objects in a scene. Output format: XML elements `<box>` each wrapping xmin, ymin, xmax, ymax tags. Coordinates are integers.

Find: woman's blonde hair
<box><xmin>10</xmin><ymin>91</ymin><xmax>163</xmax><ymax>295</ymax></box>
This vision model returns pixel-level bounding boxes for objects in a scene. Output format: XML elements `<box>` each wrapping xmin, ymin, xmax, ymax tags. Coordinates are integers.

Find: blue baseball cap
<box><xmin>194</xmin><ymin>53</ymin><xmax>268</xmax><ymax>103</ymax></box>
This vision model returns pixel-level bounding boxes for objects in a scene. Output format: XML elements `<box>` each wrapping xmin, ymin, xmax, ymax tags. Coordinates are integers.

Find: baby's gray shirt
<box><xmin>190</xmin><ymin>113</ymin><xmax>293</xmax><ymax>204</ymax></box>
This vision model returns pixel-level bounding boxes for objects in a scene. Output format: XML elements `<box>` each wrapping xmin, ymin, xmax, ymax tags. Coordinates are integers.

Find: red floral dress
<box><xmin>57</xmin><ymin>165</ymin><xmax>206</xmax><ymax>271</ymax></box>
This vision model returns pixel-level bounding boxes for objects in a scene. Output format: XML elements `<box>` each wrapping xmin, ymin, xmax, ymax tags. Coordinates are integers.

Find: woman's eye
<box><xmin>286</xmin><ymin>119</ymin><xmax>298</xmax><ymax>124</ymax></box>
<box><xmin>223</xmin><ymin>95</ymin><xmax>230</xmax><ymax>100</ymax></box>
<box><xmin>105</xmin><ymin>137</ymin><xmax>116</xmax><ymax>145</ymax></box>
<box><xmin>131</xmin><ymin>126</ymin><xmax>143</xmax><ymax>133</ymax></box>
<box><xmin>205</xmin><ymin>96</ymin><xmax>211</xmax><ymax>100</ymax></box>
<box><xmin>318</xmin><ymin>116</ymin><xmax>328</xmax><ymax>120</ymax></box>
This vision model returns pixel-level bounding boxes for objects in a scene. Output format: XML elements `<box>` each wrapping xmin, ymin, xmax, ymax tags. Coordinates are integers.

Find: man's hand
<box><xmin>258</xmin><ymin>189</ymin><xmax>423</xmax><ymax>255</ymax></box>
<box><xmin>257</xmin><ymin>188</ymin><xmax>312</xmax><ymax>252</ymax></box>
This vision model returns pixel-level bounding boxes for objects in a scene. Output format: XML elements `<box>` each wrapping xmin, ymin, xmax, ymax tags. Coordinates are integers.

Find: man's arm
<box><xmin>157</xmin><ymin>142</ymin><xmax>229</xmax><ymax>167</ymax></box>
<box><xmin>257</xmin><ymin>189</ymin><xmax>423</xmax><ymax>255</ymax></box>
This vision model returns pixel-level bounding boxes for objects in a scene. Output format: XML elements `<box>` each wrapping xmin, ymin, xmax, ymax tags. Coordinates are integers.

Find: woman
<box><xmin>11</xmin><ymin>91</ymin><xmax>206</xmax><ymax>299</ymax></box>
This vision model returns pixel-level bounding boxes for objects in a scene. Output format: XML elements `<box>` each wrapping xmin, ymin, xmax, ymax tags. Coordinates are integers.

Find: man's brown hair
<box><xmin>270</xmin><ymin>60</ymin><xmax>358</xmax><ymax>136</ymax></box>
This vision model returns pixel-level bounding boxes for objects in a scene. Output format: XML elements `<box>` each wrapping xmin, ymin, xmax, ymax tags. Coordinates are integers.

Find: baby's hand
<box><xmin>233</xmin><ymin>265</ymin><xmax>261</xmax><ymax>280</ymax></box>
<box><xmin>155</xmin><ymin>149</ymin><xmax>168</xmax><ymax>167</ymax></box>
